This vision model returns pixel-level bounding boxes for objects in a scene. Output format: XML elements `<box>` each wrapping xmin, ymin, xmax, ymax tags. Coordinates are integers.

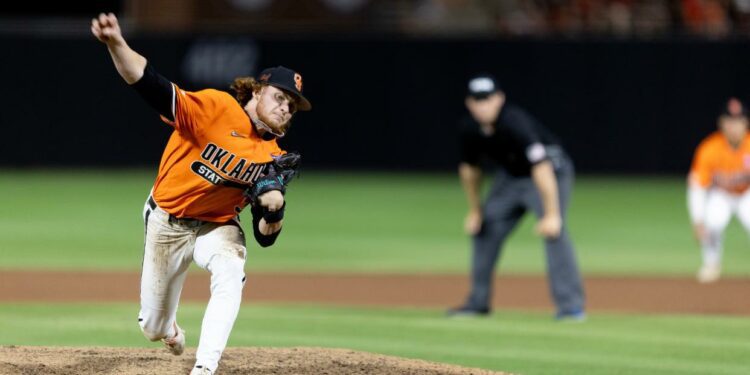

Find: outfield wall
<box><xmin>4</xmin><ymin>35</ymin><xmax>750</xmax><ymax>173</ymax></box>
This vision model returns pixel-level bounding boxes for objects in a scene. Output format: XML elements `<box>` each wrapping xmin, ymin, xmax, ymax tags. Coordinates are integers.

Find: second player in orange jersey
<box><xmin>687</xmin><ymin>98</ymin><xmax>750</xmax><ymax>283</ymax></box>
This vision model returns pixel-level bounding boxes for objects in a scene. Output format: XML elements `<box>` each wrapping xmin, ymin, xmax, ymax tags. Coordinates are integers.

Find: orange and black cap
<box><xmin>258</xmin><ymin>66</ymin><xmax>312</xmax><ymax>111</ymax></box>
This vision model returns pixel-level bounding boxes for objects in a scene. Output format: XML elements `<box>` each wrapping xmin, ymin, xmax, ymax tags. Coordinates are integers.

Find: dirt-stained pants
<box><xmin>138</xmin><ymin>195</ymin><xmax>246</xmax><ymax>373</ymax></box>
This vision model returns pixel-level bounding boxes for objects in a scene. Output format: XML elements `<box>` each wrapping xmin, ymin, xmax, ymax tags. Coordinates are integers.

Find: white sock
<box><xmin>195</xmin><ymin>255</ymin><xmax>245</xmax><ymax>371</ymax></box>
<box><xmin>701</xmin><ymin>231</ymin><xmax>723</xmax><ymax>267</ymax></box>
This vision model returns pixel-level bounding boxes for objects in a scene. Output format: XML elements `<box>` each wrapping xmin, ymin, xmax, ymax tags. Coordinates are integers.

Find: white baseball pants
<box><xmin>701</xmin><ymin>188</ymin><xmax>750</xmax><ymax>266</ymax></box>
<box><xmin>138</xmin><ymin>195</ymin><xmax>247</xmax><ymax>373</ymax></box>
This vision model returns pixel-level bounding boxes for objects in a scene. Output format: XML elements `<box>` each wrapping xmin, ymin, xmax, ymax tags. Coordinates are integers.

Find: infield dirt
<box><xmin>1</xmin><ymin>271</ymin><xmax>748</xmax><ymax>315</ymax></box>
<box><xmin>0</xmin><ymin>346</ymin><xmax>509</xmax><ymax>375</ymax></box>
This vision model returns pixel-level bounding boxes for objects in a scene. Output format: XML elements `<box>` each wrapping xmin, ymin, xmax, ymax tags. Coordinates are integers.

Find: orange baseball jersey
<box><xmin>689</xmin><ymin>131</ymin><xmax>750</xmax><ymax>193</ymax></box>
<box><xmin>151</xmin><ymin>84</ymin><xmax>283</xmax><ymax>222</ymax></box>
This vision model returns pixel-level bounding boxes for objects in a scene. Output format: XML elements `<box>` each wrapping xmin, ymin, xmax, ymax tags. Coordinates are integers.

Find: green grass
<box><xmin>1</xmin><ymin>169</ymin><xmax>749</xmax><ymax>276</ymax></box>
<box><xmin>0</xmin><ymin>303</ymin><xmax>747</xmax><ymax>375</ymax></box>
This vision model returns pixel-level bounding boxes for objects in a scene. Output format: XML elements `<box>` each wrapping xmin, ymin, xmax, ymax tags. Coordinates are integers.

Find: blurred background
<box><xmin>4</xmin><ymin>0</ymin><xmax>750</xmax><ymax>172</ymax></box>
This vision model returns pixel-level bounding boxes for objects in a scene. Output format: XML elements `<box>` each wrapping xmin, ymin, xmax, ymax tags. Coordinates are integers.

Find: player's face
<box><xmin>719</xmin><ymin>116</ymin><xmax>749</xmax><ymax>145</ymax></box>
<box><xmin>256</xmin><ymin>85</ymin><xmax>297</xmax><ymax>133</ymax></box>
<box><xmin>466</xmin><ymin>93</ymin><xmax>504</xmax><ymax>125</ymax></box>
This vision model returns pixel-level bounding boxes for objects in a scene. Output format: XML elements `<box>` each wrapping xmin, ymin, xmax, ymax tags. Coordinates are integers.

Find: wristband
<box><xmin>263</xmin><ymin>202</ymin><xmax>286</xmax><ymax>223</ymax></box>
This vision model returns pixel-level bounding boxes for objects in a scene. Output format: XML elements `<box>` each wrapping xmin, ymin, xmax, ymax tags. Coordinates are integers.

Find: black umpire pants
<box><xmin>465</xmin><ymin>149</ymin><xmax>585</xmax><ymax>315</ymax></box>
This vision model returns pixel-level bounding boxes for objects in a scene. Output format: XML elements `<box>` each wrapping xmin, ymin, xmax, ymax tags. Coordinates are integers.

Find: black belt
<box><xmin>147</xmin><ymin>196</ymin><xmax>157</xmax><ymax>210</ymax></box>
<box><xmin>148</xmin><ymin>196</ymin><xmax>203</xmax><ymax>227</ymax></box>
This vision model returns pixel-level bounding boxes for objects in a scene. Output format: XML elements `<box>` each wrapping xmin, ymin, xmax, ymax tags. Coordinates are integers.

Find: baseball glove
<box><xmin>271</xmin><ymin>151</ymin><xmax>301</xmax><ymax>185</ymax></box>
<box><xmin>244</xmin><ymin>152</ymin><xmax>301</xmax><ymax>207</ymax></box>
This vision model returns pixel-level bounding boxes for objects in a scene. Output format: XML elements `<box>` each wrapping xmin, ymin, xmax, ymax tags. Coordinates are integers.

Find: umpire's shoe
<box><xmin>555</xmin><ymin>310</ymin><xmax>587</xmax><ymax>323</ymax></box>
<box><xmin>162</xmin><ymin>322</ymin><xmax>185</xmax><ymax>356</ymax></box>
<box><xmin>446</xmin><ymin>305</ymin><xmax>490</xmax><ymax>317</ymax></box>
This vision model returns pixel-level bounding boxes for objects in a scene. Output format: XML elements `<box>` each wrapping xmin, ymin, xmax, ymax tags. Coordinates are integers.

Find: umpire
<box><xmin>447</xmin><ymin>74</ymin><xmax>586</xmax><ymax>320</ymax></box>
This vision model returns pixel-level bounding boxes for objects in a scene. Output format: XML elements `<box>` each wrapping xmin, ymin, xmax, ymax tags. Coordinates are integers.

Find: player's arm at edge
<box><xmin>92</xmin><ymin>12</ymin><xmax>175</xmax><ymax>121</ymax></box>
<box><xmin>687</xmin><ymin>141</ymin><xmax>712</xmax><ymax>242</ymax></box>
<box><xmin>687</xmin><ymin>179</ymin><xmax>708</xmax><ymax>242</ymax></box>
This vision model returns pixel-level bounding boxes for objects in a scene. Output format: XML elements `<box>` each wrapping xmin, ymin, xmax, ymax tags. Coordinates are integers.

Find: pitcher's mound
<box><xmin>0</xmin><ymin>346</ymin><xmax>509</xmax><ymax>375</ymax></box>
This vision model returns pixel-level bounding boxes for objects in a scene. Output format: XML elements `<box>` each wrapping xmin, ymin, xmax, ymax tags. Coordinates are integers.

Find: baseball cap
<box><xmin>721</xmin><ymin>97</ymin><xmax>747</xmax><ymax>117</ymax></box>
<box><xmin>467</xmin><ymin>74</ymin><xmax>502</xmax><ymax>99</ymax></box>
<box><xmin>258</xmin><ymin>66</ymin><xmax>312</xmax><ymax>111</ymax></box>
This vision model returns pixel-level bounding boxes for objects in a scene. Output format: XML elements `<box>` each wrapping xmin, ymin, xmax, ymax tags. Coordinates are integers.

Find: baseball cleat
<box><xmin>190</xmin><ymin>365</ymin><xmax>214</xmax><ymax>375</ymax></box>
<box><xmin>161</xmin><ymin>322</ymin><xmax>185</xmax><ymax>356</ymax></box>
<box><xmin>697</xmin><ymin>264</ymin><xmax>721</xmax><ymax>283</ymax></box>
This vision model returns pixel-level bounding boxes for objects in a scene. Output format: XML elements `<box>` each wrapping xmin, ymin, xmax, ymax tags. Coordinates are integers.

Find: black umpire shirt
<box><xmin>459</xmin><ymin>103</ymin><xmax>561</xmax><ymax>177</ymax></box>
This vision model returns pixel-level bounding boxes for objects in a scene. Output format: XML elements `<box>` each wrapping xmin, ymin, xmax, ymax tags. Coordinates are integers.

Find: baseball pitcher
<box><xmin>92</xmin><ymin>13</ymin><xmax>310</xmax><ymax>375</ymax></box>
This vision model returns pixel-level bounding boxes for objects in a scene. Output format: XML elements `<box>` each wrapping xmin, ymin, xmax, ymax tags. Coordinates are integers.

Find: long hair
<box><xmin>230</xmin><ymin>77</ymin><xmax>264</xmax><ymax>106</ymax></box>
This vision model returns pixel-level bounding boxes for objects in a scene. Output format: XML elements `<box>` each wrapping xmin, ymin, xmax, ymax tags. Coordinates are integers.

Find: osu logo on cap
<box><xmin>294</xmin><ymin>73</ymin><xmax>303</xmax><ymax>92</ymax></box>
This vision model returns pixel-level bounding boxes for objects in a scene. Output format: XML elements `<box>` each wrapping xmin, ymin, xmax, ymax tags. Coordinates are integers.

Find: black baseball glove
<box><xmin>244</xmin><ymin>152</ymin><xmax>301</xmax><ymax>222</ymax></box>
<box><xmin>270</xmin><ymin>151</ymin><xmax>301</xmax><ymax>186</ymax></box>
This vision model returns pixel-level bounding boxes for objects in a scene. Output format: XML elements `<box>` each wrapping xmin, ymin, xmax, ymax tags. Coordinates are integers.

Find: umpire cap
<box><xmin>258</xmin><ymin>66</ymin><xmax>312</xmax><ymax>111</ymax></box>
<box><xmin>467</xmin><ymin>74</ymin><xmax>503</xmax><ymax>99</ymax></box>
